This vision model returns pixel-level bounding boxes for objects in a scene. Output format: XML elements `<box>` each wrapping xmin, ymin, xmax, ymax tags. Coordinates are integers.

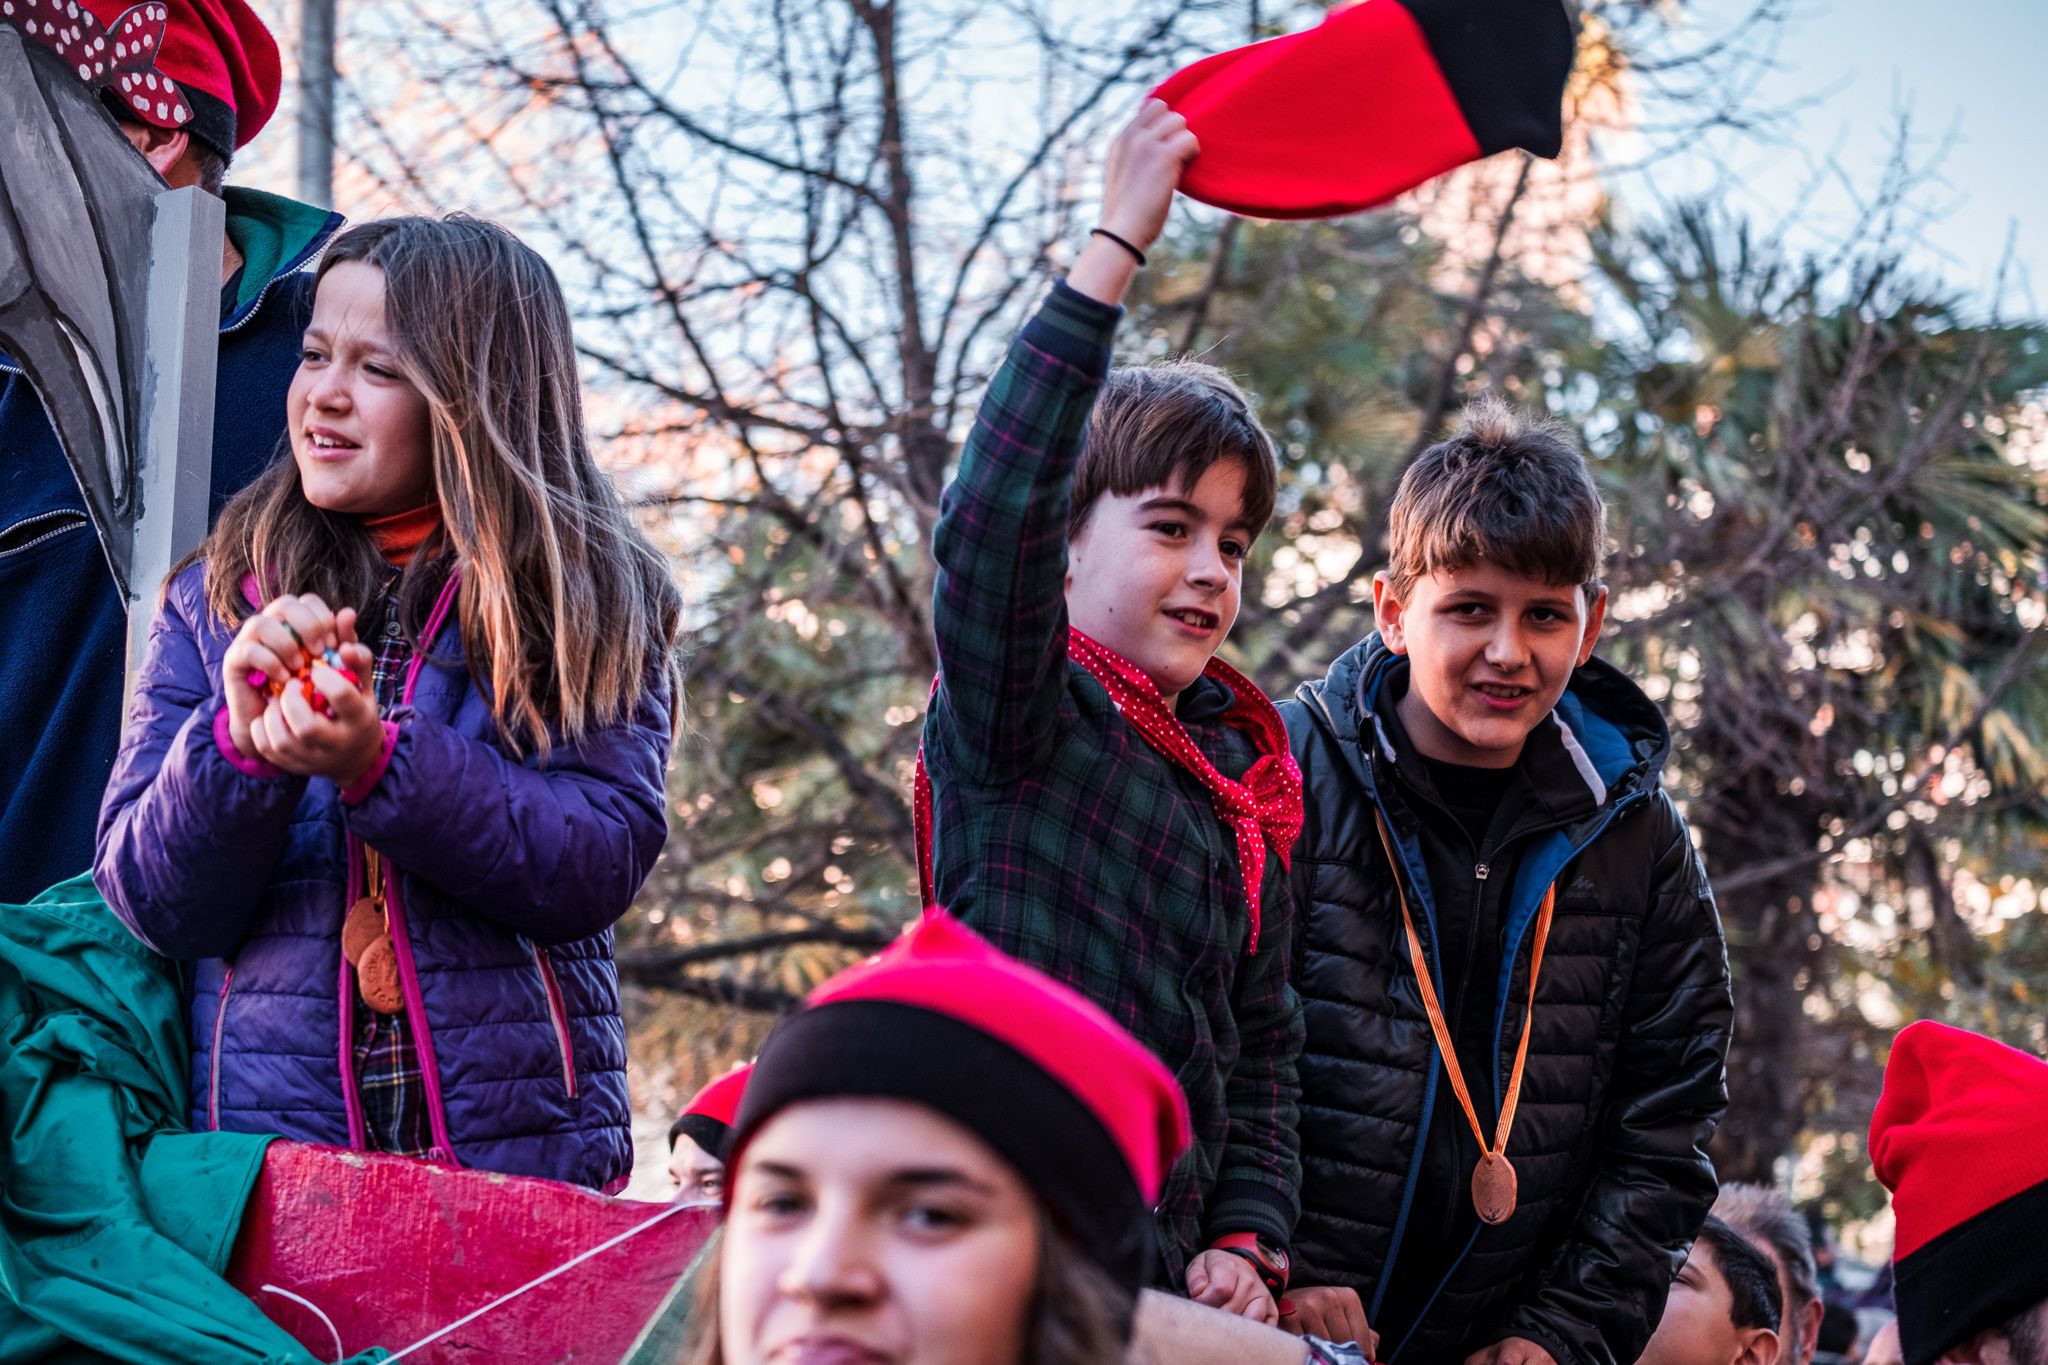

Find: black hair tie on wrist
<box><xmin>1089</xmin><ymin>227</ymin><xmax>1147</xmax><ymax>267</ymax></box>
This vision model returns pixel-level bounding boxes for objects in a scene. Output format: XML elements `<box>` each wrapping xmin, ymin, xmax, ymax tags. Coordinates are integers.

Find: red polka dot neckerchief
<box><xmin>914</xmin><ymin>627</ymin><xmax>1304</xmax><ymax>955</ymax></box>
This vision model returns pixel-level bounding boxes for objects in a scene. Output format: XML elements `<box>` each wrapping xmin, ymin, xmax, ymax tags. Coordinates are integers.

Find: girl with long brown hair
<box><xmin>94</xmin><ymin>215</ymin><xmax>680</xmax><ymax>1190</ymax></box>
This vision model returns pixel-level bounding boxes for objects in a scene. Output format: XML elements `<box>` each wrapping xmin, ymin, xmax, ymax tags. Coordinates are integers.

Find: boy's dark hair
<box><xmin>1697</xmin><ymin>1216</ymin><xmax>1785</xmax><ymax>1334</ymax></box>
<box><xmin>1069</xmin><ymin>360</ymin><xmax>1279</xmax><ymax>541</ymax></box>
<box><xmin>1716</xmin><ymin>1183</ymin><xmax>1820</xmax><ymax>1329</ymax></box>
<box><xmin>1386</xmin><ymin>393</ymin><xmax>1605</xmax><ymax>597</ymax></box>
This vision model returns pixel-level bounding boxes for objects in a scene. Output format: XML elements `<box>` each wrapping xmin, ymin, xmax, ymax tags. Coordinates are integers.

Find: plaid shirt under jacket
<box><xmin>352</xmin><ymin>573</ymin><xmax>434</xmax><ymax>1159</ymax></box>
<box><xmin>921</xmin><ymin>281</ymin><xmax>1304</xmax><ymax>1283</ymax></box>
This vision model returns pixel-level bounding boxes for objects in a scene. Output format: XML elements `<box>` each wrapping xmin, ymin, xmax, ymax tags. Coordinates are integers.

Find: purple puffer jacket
<box><xmin>95</xmin><ymin>560</ymin><xmax>672</xmax><ymax>1191</ymax></box>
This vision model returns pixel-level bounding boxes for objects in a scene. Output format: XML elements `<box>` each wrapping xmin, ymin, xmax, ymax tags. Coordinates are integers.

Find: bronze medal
<box><xmin>1375</xmin><ymin>814</ymin><xmax>1556</xmax><ymax>1241</ymax></box>
<box><xmin>1472</xmin><ymin>1151</ymin><xmax>1518</xmax><ymax>1225</ymax></box>
<box><xmin>357</xmin><ymin>933</ymin><xmax>404</xmax><ymax>1015</ymax></box>
<box><xmin>341</xmin><ymin>896</ymin><xmax>383</xmax><ymax>965</ymax></box>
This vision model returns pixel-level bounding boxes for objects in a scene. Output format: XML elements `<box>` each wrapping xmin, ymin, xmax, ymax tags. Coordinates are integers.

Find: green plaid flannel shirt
<box><xmin>922</xmin><ymin>281</ymin><xmax>1303</xmax><ymax>1283</ymax></box>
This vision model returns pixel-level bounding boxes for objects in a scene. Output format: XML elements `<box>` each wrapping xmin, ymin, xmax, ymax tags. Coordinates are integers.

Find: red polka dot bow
<box><xmin>914</xmin><ymin>630</ymin><xmax>1304</xmax><ymax>956</ymax></box>
<box><xmin>1066</xmin><ymin>629</ymin><xmax>1303</xmax><ymax>955</ymax></box>
<box><xmin>4</xmin><ymin>0</ymin><xmax>191</xmax><ymax>129</ymax></box>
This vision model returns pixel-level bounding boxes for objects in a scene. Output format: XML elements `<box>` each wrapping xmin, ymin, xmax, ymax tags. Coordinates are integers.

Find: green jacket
<box><xmin>921</xmin><ymin>282</ymin><xmax>1303</xmax><ymax>1280</ymax></box>
<box><xmin>0</xmin><ymin>875</ymin><xmax>382</xmax><ymax>1363</ymax></box>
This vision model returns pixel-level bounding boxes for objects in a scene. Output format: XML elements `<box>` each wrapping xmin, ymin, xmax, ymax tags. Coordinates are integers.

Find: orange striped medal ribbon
<box><xmin>1373</xmin><ymin>811</ymin><xmax>1555</xmax><ymax>1226</ymax></box>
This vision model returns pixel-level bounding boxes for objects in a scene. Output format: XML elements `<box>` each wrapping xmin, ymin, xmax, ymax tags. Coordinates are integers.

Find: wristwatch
<box><xmin>1210</xmin><ymin>1231</ymin><xmax>1290</xmax><ymax>1296</ymax></box>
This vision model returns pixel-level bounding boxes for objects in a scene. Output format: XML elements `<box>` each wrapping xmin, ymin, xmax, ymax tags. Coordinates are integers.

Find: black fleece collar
<box><xmin>1368</xmin><ymin>657</ymin><xmax>1602</xmax><ymax>836</ymax></box>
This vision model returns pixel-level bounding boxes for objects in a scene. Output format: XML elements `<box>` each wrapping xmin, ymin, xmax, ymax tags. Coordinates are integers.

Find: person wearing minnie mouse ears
<box><xmin>0</xmin><ymin>0</ymin><xmax>344</xmax><ymax>906</ymax></box>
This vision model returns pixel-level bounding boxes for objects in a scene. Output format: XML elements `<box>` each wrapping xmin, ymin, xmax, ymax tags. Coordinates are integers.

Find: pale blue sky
<box><xmin>1620</xmin><ymin>0</ymin><xmax>2048</xmax><ymax>312</ymax></box>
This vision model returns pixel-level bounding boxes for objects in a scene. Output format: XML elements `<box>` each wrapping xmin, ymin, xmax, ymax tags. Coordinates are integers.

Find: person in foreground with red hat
<box><xmin>1869</xmin><ymin>1021</ymin><xmax>2048</xmax><ymax>1365</ymax></box>
<box><xmin>0</xmin><ymin>0</ymin><xmax>343</xmax><ymax>905</ymax></box>
<box><xmin>678</xmin><ymin>912</ymin><xmax>1369</xmax><ymax>1365</ymax></box>
<box><xmin>915</xmin><ymin>97</ymin><xmax>1305</xmax><ymax>1326</ymax></box>
<box><xmin>670</xmin><ymin>1065</ymin><xmax>750</xmax><ymax>1204</ymax></box>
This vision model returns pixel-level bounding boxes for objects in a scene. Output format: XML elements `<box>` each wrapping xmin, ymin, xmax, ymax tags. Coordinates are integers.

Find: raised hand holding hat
<box><xmin>1069</xmin><ymin>98</ymin><xmax>1200</xmax><ymax>307</ymax></box>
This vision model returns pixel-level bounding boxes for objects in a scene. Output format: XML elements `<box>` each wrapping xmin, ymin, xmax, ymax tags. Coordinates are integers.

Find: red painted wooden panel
<box><xmin>226</xmin><ymin>1142</ymin><xmax>716</xmax><ymax>1363</ymax></box>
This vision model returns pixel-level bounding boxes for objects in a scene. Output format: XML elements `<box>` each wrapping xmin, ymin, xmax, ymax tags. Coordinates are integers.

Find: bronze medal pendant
<box><xmin>349</xmin><ymin>846</ymin><xmax>402</xmax><ymax>1014</ymax></box>
<box><xmin>357</xmin><ymin>933</ymin><xmax>404</xmax><ymax>1015</ymax></box>
<box><xmin>1472</xmin><ymin>1151</ymin><xmax>1518</xmax><ymax>1225</ymax></box>
<box><xmin>341</xmin><ymin>896</ymin><xmax>383</xmax><ymax>965</ymax></box>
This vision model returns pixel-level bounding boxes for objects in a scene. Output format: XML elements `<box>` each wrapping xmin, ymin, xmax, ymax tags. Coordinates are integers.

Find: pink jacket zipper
<box><xmin>531</xmin><ymin>944</ymin><xmax>579</xmax><ymax>1098</ymax></box>
<box><xmin>336</xmin><ymin>837</ymin><xmax>369</xmax><ymax>1149</ymax></box>
<box><xmin>379</xmin><ymin>862</ymin><xmax>460</xmax><ymax>1164</ymax></box>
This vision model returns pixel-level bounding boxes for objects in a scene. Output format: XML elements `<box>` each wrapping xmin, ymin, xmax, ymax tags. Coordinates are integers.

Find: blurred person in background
<box><xmin>668</xmin><ymin>1066</ymin><xmax>748</xmax><ymax>1204</ymax></box>
<box><xmin>1716</xmin><ymin>1184</ymin><xmax>1824</xmax><ymax>1365</ymax></box>
<box><xmin>1637</xmin><ymin>1217</ymin><xmax>1783</xmax><ymax>1365</ymax></box>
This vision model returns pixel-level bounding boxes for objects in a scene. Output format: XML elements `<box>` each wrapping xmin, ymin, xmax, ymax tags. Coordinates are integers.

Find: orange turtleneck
<box><xmin>363</xmin><ymin>502</ymin><xmax>443</xmax><ymax>569</ymax></box>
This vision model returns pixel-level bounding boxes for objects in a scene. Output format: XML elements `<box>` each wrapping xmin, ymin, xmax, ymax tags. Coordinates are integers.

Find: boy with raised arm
<box><xmin>918</xmin><ymin>102</ymin><xmax>1304</xmax><ymax>1322</ymax></box>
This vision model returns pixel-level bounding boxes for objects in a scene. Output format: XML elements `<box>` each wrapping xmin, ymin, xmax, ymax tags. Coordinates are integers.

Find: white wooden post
<box><xmin>299</xmin><ymin>0</ymin><xmax>337</xmax><ymax>208</ymax></box>
<box><xmin>124</xmin><ymin>185</ymin><xmax>224</xmax><ymax>696</ymax></box>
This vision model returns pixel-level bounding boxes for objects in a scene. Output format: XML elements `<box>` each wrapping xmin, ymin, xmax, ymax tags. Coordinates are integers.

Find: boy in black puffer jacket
<box><xmin>1276</xmin><ymin>396</ymin><xmax>1733</xmax><ymax>1365</ymax></box>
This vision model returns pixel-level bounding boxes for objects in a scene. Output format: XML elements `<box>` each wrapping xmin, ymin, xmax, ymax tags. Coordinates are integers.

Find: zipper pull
<box><xmin>1475</xmin><ymin>862</ymin><xmax>1491</xmax><ymax>881</ymax></box>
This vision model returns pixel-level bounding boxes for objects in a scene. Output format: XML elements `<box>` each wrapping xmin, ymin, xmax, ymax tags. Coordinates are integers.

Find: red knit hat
<box><xmin>668</xmin><ymin>1064</ymin><xmax>750</xmax><ymax>1163</ymax></box>
<box><xmin>6</xmin><ymin>0</ymin><xmax>280</xmax><ymax>154</ymax></box>
<box><xmin>1870</xmin><ymin>1021</ymin><xmax>2048</xmax><ymax>1365</ymax></box>
<box><xmin>1153</xmin><ymin>0</ymin><xmax>1577</xmax><ymax>220</ymax></box>
<box><xmin>730</xmin><ymin>912</ymin><xmax>1192</xmax><ymax>1293</ymax></box>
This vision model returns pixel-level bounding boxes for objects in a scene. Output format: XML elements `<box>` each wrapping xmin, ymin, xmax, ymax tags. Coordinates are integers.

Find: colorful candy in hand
<box><xmin>244</xmin><ymin>648</ymin><xmax>362</xmax><ymax>719</ymax></box>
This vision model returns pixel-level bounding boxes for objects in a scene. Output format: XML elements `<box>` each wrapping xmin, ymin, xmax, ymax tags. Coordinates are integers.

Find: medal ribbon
<box><xmin>914</xmin><ymin>628</ymin><xmax>1304</xmax><ymax>954</ymax></box>
<box><xmin>1372</xmin><ymin>812</ymin><xmax>1554</xmax><ymax>1212</ymax></box>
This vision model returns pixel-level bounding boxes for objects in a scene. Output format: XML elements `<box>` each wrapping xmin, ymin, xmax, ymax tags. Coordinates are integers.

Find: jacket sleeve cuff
<box><xmin>213</xmin><ymin>705</ymin><xmax>284</xmax><ymax>779</ymax></box>
<box><xmin>338</xmin><ymin>720</ymin><xmax>400</xmax><ymax>805</ymax></box>
<box><xmin>1491</xmin><ymin>1319</ymin><xmax>1584</xmax><ymax>1365</ymax></box>
<box><xmin>1201</xmin><ymin>1178</ymin><xmax>1295</xmax><ymax>1254</ymax></box>
<box><xmin>1019</xmin><ymin>279</ymin><xmax>1120</xmax><ymax>379</ymax></box>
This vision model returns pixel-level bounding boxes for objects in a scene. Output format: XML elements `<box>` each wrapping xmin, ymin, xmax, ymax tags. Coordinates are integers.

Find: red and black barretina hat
<box><xmin>669</xmin><ymin>1064</ymin><xmax>750</xmax><ymax>1163</ymax></box>
<box><xmin>1870</xmin><ymin>1021</ymin><xmax>2048</xmax><ymax>1365</ymax></box>
<box><xmin>1154</xmin><ymin>0</ymin><xmax>1578</xmax><ymax>220</ymax></box>
<box><xmin>728</xmin><ymin>912</ymin><xmax>1192</xmax><ymax>1294</ymax></box>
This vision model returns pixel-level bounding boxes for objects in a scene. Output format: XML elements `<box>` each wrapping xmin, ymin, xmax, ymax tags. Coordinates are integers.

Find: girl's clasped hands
<box><xmin>221</xmin><ymin>593</ymin><xmax>381</xmax><ymax>787</ymax></box>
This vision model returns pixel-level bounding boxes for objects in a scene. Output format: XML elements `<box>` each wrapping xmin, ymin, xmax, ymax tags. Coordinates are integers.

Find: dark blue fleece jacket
<box><xmin>0</xmin><ymin>187</ymin><xmax>341</xmax><ymax>904</ymax></box>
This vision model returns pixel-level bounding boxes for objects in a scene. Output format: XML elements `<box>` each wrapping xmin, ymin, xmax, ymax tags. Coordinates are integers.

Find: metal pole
<box><xmin>298</xmin><ymin>0</ymin><xmax>336</xmax><ymax>208</ymax></box>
